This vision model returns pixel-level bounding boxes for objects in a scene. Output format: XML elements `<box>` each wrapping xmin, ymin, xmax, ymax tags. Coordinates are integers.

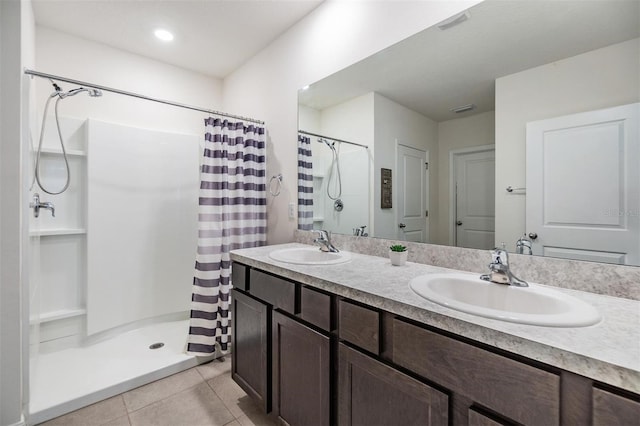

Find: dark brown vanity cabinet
<box><xmin>272</xmin><ymin>311</ymin><xmax>330</xmax><ymax>426</ymax></box>
<box><xmin>231</xmin><ymin>263</ymin><xmax>331</xmax><ymax>425</ymax></box>
<box><xmin>231</xmin><ymin>262</ymin><xmax>640</xmax><ymax>426</ymax></box>
<box><xmin>231</xmin><ymin>289</ymin><xmax>270</xmax><ymax>412</ymax></box>
<box><xmin>338</xmin><ymin>343</ymin><xmax>448</xmax><ymax>426</ymax></box>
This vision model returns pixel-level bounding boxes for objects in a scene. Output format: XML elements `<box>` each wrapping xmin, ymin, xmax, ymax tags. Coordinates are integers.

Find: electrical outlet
<box><xmin>288</xmin><ymin>202</ymin><xmax>295</xmax><ymax>219</ymax></box>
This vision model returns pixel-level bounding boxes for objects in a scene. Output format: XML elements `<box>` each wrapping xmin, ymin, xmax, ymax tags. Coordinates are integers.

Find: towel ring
<box><xmin>269</xmin><ymin>174</ymin><xmax>282</xmax><ymax>196</ymax></box>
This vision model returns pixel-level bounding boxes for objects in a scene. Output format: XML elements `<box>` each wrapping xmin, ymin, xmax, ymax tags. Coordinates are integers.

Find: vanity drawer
<box><xmin>392</xmin><ymin>319</ymin><xmax>560</xmax><ymax>426</ymax></box>
<box><xmin>338</xmin><ymin>300</ymin><xmax>379</xmax><ymax>355</ymax></box>
<box><xmin>300</xmin><ymin>286</ymin><xmax>331</xmax><ymax>331</ymax></box>
<box><xmin>249</xmin><ymin>269</ymin><xmax>297</xmax><ymax>314</ymax></box>
<box><xmin>593</xmin><ymin>387</ymin><xmax>640</xmax><ymax>426</ymax></box>
<box><xmin>231</xmin><ymin>262</ymin><xmax>249</xmax><ymax>291</ymax></box>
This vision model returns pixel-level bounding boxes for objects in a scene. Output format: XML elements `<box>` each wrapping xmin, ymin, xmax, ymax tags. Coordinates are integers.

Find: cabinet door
<box><xmin>231</xmin><ymin>289</ymin><xmax>270</xmax><ymax>412</ymax></box>
<box><xmin>272</xmin><ymin>311</ymin><xmax>330</xmax><ymax>426</ymax></box>
<box><xmin>593</xmin><ymin>387</ymin><xmax>640</xmax><ymax>426</ymax></box>
<box><xmin>338</xmin><ymin>343</ymin><xmax>448</xmax><ymax>426</ymax></box>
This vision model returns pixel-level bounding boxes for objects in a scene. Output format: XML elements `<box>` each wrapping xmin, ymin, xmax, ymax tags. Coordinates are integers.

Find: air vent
<box><xmin>437</xmin><ymin>11</ymin><xmax>471</xmax><ymax>31</ymax></box>
<box><xmin>450</xmin><ymin>104</ymin><xmax>476</xmax><ymax>114</ymax></box>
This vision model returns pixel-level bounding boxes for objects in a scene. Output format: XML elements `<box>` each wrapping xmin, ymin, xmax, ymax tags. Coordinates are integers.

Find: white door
<box><xmin>397</xmin><ymin>144</ymin><xmax>428</xmax><ymax>242</ymax></box>
<box><xmin>526</xmin><ymin>103</ymin><xmax>639</xmax><ymax>265</ymax></box>
<box><xmin>452</xmin><ymin>148</ymin><xmax>495</xmax><ymax>249</ymax></box>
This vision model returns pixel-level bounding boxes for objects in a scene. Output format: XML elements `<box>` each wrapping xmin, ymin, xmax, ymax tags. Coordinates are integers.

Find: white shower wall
<box><xmin>86</xmin><ymin>120</ymin><xmax>199</xmax><ymax>335</ymax></box>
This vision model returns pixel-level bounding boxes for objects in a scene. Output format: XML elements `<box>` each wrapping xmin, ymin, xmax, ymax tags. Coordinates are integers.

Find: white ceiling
<box><xmin>298</xmin><ymin>0</ymin><xmax>640</xmax><ymax>122</ymax></box>
<box><xmin>32</xmin><ymin>0</ymin><xmax>324</xmax><ymax>79</ymax></box>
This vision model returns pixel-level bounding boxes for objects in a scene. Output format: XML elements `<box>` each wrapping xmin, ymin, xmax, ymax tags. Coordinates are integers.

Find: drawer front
<box><xmin>250</xmin><ymin>269</ymin><xmax>296</xmax><ymax>314</ymax></box>
<box><xmin>593</xmin><ymin>387</ymin><xmax>640</xmax><ymax>426</ymax></box>
<box><xmin>338</xmin><ymin>300</ymin><xmax>379</xmax><ymax>355</ymax></box>
<box><xmin>300</xmin><ymin>286</ymin><xmax>331</xmax><ymax>331</ymax></box>
<box><xmin>231</xmin><ymin>262</ymin><xmax>249</xmax><ymax>291</ymax></box>
<box><xmin>468</xmin><ymin>409</ymin><xmax>510</xmax><ymax>426</ymax></box>
<box><xmin>339</xmin><ymin>343</ymin><xmax>448</xmax><ymax>426</ymax></box>
<box><xmin>393</xmin><ymin>319</ymin><xmax>560</xmax><ymax>426</ymax></box>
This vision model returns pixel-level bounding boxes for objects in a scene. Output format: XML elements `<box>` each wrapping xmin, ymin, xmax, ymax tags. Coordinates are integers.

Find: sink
<box><xmin>409</xmin><ymin>273</ymin><xmax>601</xmax><ymax>327</ymax></box>
<box><xmin>268</xmin><ymin>247</ymin><xmax>351</xmax><ymax>265</ymax></box>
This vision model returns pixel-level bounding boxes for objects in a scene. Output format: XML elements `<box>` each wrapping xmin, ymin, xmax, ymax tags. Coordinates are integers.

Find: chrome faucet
<box><xmin>353</xmin><ymin>225</ymin><xmax>368</xmax><ymax>237</ymax></box>
<box><xmin>516</xmin><ymin>234</ymin><xmax>532</xmax><ymax>255</ymax></box>
<box><xmin>30</xmin><ymin>193</ymin><xmax>55</xmax><ymax>218</ymax></box>
<box><xmin>480</xmin><ymin>248</ymin><xmax>528</xmax><ymax>287</ymax></box>
<box><xmin>313</xmin><ymin>230</ymin><xmax>339</xmax><ymax>253</ymax></box>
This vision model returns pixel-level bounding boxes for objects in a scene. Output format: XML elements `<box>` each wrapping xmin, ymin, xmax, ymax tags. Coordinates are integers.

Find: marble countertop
<box><xmin>230</xmin><ymin>243</ymin><xmax>640</xmax><ymax>394</ymax></box>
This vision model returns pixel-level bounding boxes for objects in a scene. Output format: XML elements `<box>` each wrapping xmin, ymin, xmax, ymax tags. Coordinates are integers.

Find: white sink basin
<box><xmin>409</xmin><ymin>273</ymin><xmax>601</xmax><ymax>327</ymax></box>
<box><xmin>269</xmin><ymin>247</ymin><xmax>351</xmax><ymax>265</ymax></box>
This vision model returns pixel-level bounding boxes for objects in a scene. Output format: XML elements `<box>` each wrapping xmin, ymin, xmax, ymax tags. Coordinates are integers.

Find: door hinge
<box><xmin>425</xmin><ymin>162</ymin><xmax>429</xmax><ymax>170</ymax></box>
<box><xmin>425</xmin><ymin>210</ymin><xmax>429</xmax><ymax>217</ymax></box>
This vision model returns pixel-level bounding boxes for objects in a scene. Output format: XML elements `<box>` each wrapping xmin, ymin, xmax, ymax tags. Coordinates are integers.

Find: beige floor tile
<box><xmin>235</xmin><ymin>411</ymin><xmax>277</xmax><ymax>426</ymax></box>
<box><xmin>38</xmin><ymin>396</ymin><xmax>127</xmax><ymax>426</ymax></box>
<box><xmin>101</xmin><ymin>415</ymin><xmax>131</xmax><ymax>426</ymax></box>
<box><xmin>129</xmin><ymin>382</ymin><xmax>235</xmax><ymax>426</ymax></box>
<box><xmin>208</xmin><ymin>373</ymin><xmax>246</xmax><ymax>402</ymax></box>
<box><xmin>196</xmin><ymin>356</ymin><xmax>232</xmax><ymax>381</ymax></box>
<box><xmin>207</xmin><ymin>374</ymin><xmax>256</xmax><ymax>419</ymax></box>
<box><xmin>223</xmin><ymin>421</ymin><xmax>242</xmax><ymax>426</ymax></box>
<box><xmin>123</xmin><ymin>368</ymin><xmax>203</xmax><ymax>412</ymax></box>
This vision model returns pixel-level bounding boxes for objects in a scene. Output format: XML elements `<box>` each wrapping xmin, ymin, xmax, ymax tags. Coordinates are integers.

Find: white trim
<box><xmin>448</xmin><ymin>144</ymin><xmax>495</xmax><ymax>246</ymax></box>
<box><xmin>6</xmin><ymin>416</ymin><xmax>26</xmax><ymax>426</ymax></box>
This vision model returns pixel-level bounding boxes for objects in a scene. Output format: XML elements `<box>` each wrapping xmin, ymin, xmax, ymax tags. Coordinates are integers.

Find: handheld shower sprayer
<box><xmin>53</xmin><ymin>87</ymin><xmax>103</xmax><ymax>99</ymax></box>
<box><xmin>317</xmin><ymin>137</ymin><xmax>342</xmax><ymax>203</ymax></box>
<box><xmin>32</xmin><ymin>82</ymin><xmax>102</xmax><ymax>196</ymax></box>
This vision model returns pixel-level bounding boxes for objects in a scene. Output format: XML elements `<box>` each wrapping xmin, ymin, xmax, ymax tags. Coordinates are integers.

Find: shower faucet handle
<box><xmin>30</xmin><ymin>193</ymin><xmax>55</xmax><ymax>218</ymax></box>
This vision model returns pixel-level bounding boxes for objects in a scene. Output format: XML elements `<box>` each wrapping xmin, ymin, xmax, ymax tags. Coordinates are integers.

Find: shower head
<box><xmin>63</xmin><ymin>87</ymin><xmax>103</xmax><ymax>98</ymax></box>
<box><xmin>318</xmin><ymin>138</ymin><xmax>335</xmax><ymax>150</ymax></box>
<box><xmin>50</xmin><ymin>86</ymin><xmax>103</xmax><ymax>99</ymax></box>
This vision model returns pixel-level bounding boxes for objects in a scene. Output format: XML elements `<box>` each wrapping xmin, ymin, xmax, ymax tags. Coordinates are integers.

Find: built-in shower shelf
<box><xmin>312</xmin><ymin>216</ymin><xmax>325</xmax><ymax>222</ymax></box>
<box><xmin>312</xmin><ymin>174</ymin><xmax>325</xmax><ymax>179</ymax></box>
<box><xmin>39</xmin><ymin>148</ymin><xmax>87</xmax><ymax>157</ymax></box>
<box><xmin>30</xmin><ymin>228</ymin><xmax>87</xmax><ymax>237</ymax></box>
<box><xmin>30</xmin><ymin>308</ymin><xmax>86</xmax><ymax>325</ymax></box>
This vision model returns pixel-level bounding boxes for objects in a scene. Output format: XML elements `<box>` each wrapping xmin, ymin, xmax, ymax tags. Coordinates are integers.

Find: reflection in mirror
<box><xmin>296</xmin><ymin>127</ymin><xmax>370</xmax><ymax>236</ymax></box>
<box><xmin>298</xmin><ymin>0</ymin><xmax>640</xmax><ymax>266</ymax></box>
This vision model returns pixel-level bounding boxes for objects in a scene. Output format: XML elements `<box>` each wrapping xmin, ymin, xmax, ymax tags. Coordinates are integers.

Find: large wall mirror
<box><xmin>297</xmin><ymin>0</ymin><xmax>640</xmax><ymax>266</ymax></box>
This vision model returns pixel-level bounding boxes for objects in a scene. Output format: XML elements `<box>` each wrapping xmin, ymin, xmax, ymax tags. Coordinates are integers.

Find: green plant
<box><xmin>389</xmin><ymin>244</ymin><xmax>407</xmax><ymax>252</ymax></box>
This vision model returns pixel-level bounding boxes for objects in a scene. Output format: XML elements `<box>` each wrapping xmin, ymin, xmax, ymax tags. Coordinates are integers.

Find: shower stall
<box><xmin>25</xmin><ymin>71</ymin><xmax>231</xmax><ymax>424</ymax></box>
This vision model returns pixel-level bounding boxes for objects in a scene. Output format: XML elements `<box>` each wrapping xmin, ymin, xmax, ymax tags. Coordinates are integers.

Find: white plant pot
<box><xmin>389</xmin><ymin>250</ymin><xmax>408</xmax><ymax>266</ymax></box>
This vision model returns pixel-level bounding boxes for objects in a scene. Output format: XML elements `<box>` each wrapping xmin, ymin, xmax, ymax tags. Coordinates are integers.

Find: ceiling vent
<box><xmin>437</xmin><ymin>11</ymin><xmax>471</xmax><ymax>31</ymax></box>
<box><xmin>450</xmin><ymin>104</ymin><xmax>476</xmax><ymax>114</ymax></box>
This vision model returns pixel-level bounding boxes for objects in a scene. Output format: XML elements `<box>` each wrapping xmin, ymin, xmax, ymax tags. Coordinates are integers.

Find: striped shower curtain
<box><xmin>297</xmin><ymin>134</ymin><xmax>314</xmax><ymax>230</ymax></box>
<box><xmin>186</xmin><ymin>117</ymin><xmax>267</xmax><ymax>356</ymax></box>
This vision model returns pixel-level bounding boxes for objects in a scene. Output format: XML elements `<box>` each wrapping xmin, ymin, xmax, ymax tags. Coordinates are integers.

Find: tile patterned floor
<box><xmin>38</xmin><ymin>358</ymin><xmax>275</xmax><ymax>426</ymax></box>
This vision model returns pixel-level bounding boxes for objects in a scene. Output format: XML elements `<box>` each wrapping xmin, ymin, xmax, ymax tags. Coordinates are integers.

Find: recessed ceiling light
<box><xmin>154</xmin><ymin>29</ymin><xmax>174</xmax><ymax>42</ymax></box>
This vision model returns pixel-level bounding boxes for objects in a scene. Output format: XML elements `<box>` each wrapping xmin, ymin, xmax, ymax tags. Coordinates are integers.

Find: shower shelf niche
<box><xmin>30</xmin><ymin>116</ymin><xmax>88</xmax><ymax>348</ymax></box>
<box><xmin>39</xmin><ymin>147</ymin><xmax>87</xmax><ymax>157</ymax></box>
<box><xmin>30</xmin><ymin>308</ymin><xmax>87</xmax><ymax>325</ymax></box>
<box><xmin>30</xmin><ymin>228</ymin><xmax>86</xmax><ymax>237</ymax></box>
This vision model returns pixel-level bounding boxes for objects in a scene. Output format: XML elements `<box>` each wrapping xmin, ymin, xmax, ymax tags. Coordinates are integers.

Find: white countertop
<box><xmin>231</xmin><ymin>243</ymin><xmax>640</xmax><ymax>394</ymax></box>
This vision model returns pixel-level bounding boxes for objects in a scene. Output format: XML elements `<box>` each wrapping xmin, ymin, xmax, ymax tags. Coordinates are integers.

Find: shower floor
<box><xmin>29</xmin><ymin>319</ymin><xmax>203</xmax><ymax>425</ymax></box>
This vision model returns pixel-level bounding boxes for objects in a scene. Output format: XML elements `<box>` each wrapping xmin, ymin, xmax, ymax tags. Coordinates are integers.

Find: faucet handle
<box><xmin>491</xmin><ymin>247</ymin><xmax>509</xmax><ymax>265</ymax></box>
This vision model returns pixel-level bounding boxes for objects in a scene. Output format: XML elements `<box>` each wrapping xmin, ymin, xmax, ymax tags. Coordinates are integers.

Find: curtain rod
<box><xmin>24</xmin><ymin>69</ymin><xmax>265</xmax><ymax>125</ymax></box>
<box><xmin>298</xmin><ymin>130</ymin><xmax>369</xmax><ymax>149</ymax></box>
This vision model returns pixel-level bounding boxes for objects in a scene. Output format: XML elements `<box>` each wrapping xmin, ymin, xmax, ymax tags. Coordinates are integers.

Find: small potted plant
<box><xmin>389</xmin><ymin>244</ymin><xmax>408</xmax><ymax>266</ymax></box>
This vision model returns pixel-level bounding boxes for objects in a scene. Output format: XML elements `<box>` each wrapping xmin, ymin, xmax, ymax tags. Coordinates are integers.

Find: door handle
<box><xmin>528</xmin><ymin>232</ymin><xmax>538</xmax><ymax>240</ymax></box>
<box><xmin>456</xmin><ymin>220</ymin><xmax>463</xmax><ymax>226</ymax></box>
<box><xmin>399</xmin><ymin>223</ymin><xmax>406</xmax><ymax>229</ymax></box>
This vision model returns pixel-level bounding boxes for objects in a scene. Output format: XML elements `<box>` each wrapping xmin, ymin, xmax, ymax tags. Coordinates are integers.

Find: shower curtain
<box><xmin>186</xmin><ymin>117</ymin><xmax>266</xmax><ymax>356</ymax></box>
<box><xmin>297</xmin><ymin>134</ymin><xmax>314</xmax><ymax>230</ymax></box>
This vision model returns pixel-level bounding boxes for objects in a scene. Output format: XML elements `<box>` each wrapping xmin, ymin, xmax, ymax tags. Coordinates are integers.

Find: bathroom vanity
<box><xmin>230</xmin><ymin>244</ymin><xmax>640</xmax><ymax>426</ymax></box>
